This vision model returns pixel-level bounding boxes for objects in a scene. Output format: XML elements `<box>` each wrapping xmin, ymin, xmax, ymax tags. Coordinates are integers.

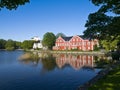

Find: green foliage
<box><xmin>0</xmin><ymin>39</ymin><xmax>6</xmax><ymax>49</ymax></box>
<box><xmin>42</xmin><ymin>32</ymin><xmax>56</xmax><ymax>50</ymax></box>
<box><xmin>6</xmin><ymin>47</ymin><xmax>15</xmax><ymax>51</ymax></box>
<box><xmin>0</xmin><ymin>0</ymin><xmax>29</xmax><ymax>10</ymax></box>
<box><xmin>90</xmin><ymin>0</ymin><xmax>120</xmax><ymax>14</ymax></box>
<box><xmin>111</xmin><ymin>51</ymin><xmax>120</xmax><ymax>61</ymax></box>
<box><xmin>5</xmin><ymin>39</ymin><xmax>15</xmax><ymax>50</ymax></box>
<box><xmin>15</xmin><ymin>41</ymin><xmax>22</xmax><ymax>49</ymax></box>
<box><xmin>56</xmin><ymin>33</ymin><xmax>66</xmax><ymax>38</ymax></box>
<box><xmin>84</xmin><ymin>0</ymin><xmax>120</xmax><ymax>51</ymax></box>
<box><xmin>0</xmin><ymin>39</ymin><xmax>22</xmax><ymax>50</ymax></box>
<box><xmin>101</xmin><ymin>36</ymin><xmax>120</xmax><ymax>51</ymax></box>
<box><xmin>89</xmin><ymin>65</ymin><xmax>120</xmax><ymax>90</ymax></box>
<box><xmin>84</xmin><ymin>12</ymin><xmax>112</xmax><ymax>39</ymax></box>
<box><xmin>94</xmin><ymin>44</ymin><xmax>99</xmax><ymax>51</ymax></box>
<box><xmin>95</xmin><ymin>58</ymin><xmax>111</xmax><ymax>68</ymax></box>
<box><xmin>21</xmin><ymin>40</ymin><xmax>34</xmax><ymax>50</ymax></box>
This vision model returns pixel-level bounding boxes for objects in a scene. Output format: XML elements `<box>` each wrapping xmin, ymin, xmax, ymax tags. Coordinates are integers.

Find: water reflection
<box><xmin>0</xmin><ymin>51</ymin><xmax>102</xmax><ymax>90</ymax></box>
<box><xmin>19</xmin><ymin>53</ymin><xmax>97</xmax><ymax>71</ymax></box>
<box><xmin>41</xmin><ymin>54</ymin><xmax>56</xmax><ymax>71</ymax></box>
<box><xmin>54</xmin><ymin>54</ymin><xmax>94</xmax><ymax>70</ymax></box>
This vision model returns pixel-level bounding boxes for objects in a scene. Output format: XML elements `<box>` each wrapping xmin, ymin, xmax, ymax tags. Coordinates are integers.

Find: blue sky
<box><xmin>0</xmin><ymin>0</ymin><xmax>99</xmax><ymax>41</ymax></box>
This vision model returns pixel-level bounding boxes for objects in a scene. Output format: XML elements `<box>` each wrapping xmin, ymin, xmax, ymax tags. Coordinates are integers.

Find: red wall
<box><xmin>53</xmin><ymin>36</ymin><xmax>98</xmax><ymax>51</ymax></box>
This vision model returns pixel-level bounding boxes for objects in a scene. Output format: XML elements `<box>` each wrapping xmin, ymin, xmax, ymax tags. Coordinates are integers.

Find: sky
<box><xmin>0</xmin><ymin>0</ymin><xmax>99</xmax><ymax>41</ymax></box>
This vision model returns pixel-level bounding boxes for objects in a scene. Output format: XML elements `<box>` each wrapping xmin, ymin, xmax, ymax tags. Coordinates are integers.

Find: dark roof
<box><xmin>61</xmin><ymin>35</ymin><xmax>90</xmax><ymax>41</ymax></box>
<box><xmin>62</xmin><ymin>36</ymin><xmax>73</xmax><ymax>41</ymax></box>
<box><xmin>78</xmin><ymin>35</ymin><xmax>90</xmax><ymax>40</ymax></box>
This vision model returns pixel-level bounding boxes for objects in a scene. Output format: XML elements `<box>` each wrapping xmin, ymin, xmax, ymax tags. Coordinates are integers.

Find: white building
<box><xmin>32</xmin><ymin>36</ymin><xmax>43</xmax><ymax>49</ymax></box>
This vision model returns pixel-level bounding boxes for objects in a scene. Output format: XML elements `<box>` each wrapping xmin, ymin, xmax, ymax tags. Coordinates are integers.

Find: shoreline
<box><xmin>29</xmin><ymin>50</ymin><xmax>105</xmax><ymax>56</ymax></box>
<box><xmin>0</xmin><ymin>48</ymin><xmax>105</xmax><ymax>56</ymax></box>
<box><xmin>51</xmin><ymin>51</ymin><xmax>105</xmax><ymax>55</ymax></box>
<box><xmin>0</xmin><ymin>49</ymin><xmax>24</xmax><ymax>51</ymax></box>
<box><xmin>77</xmin><ymin>61</ymin><xmax>120</xmax><ymax>90</ymax></box>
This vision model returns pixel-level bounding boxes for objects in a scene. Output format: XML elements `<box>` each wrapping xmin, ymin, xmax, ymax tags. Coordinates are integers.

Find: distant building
<box><xmin>53</xmin><ymin>35</ymin><xmax>99</xmax><ymax>51</ymax></box>
<box><xmin>32</xmin><ymin>36</ymin><xmax>43</xmax><ymax>49</ymax></box>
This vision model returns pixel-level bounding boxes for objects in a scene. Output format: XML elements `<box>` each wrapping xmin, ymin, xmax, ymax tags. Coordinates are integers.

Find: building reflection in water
<box><xmin>19</xmin><ymin>53</ymin><xmax>96</xmax><ymax>71</ymax></box>
<box><xmin>53</xmin><ymin>54</ymin><xmax>94</xmax><ymax>70</ymax></box>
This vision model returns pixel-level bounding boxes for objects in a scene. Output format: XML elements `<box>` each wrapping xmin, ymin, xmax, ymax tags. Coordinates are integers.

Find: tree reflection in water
<box><xmin>19</xmin><ymin>53</ymin><xmax>109</xmax><ymax>71</ymax></box>
<box><xmin>41</xmin><ymin>54</ymin><xmax>56</xmax><ymax>71</ymax></box>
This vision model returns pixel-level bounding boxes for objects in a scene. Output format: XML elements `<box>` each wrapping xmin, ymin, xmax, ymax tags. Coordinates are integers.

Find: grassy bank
<box><xmin>88</xmin><ymin>63</ymin><xmax>120</xmax><ymax>90</ymax></box>
<box><xmin>29</xmin><ymin>50</ymin><xmax>105</xmax><ymax>55</ymax></box>
<box><xmin>51</xmin><ymin>50</ymin><xmax>105</xmax><ymax>55</ymax></box>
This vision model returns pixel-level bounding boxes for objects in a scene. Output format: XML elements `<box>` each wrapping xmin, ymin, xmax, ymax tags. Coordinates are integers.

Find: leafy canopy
<box><xmin>0</xmin><ymin>0</ymin><xmax>29</xmax><ymax>10</ymax></box>
<box><xmin>56</xmin><ymin>33</ymin><xmax>66</xmax><ymax>38</ymax></box>
<box><xmin>91</xmin><ymin>0</ymin><xmax>120</xmax><ymax>14</ymax></box>
<box><xmin>5</xmin><ymin>39</ymin><xmax>16</xmax><ymax>50</ymax></box>
<box><xmin>0</xmin><ymin>39</ymin><xmax>6</xmax><ymax>49</ymax></box>
<box><xmin>42</xmin><ymin>32</ymin><xmax>56</xmax><ymax>50</ymax></box>
<box><xmin>21</xmin><ymin>40</ymin><xmax>34</xmax><ymax>50</ymax></box>
<box><xmin>84</xmin><ymin>0</ymin><xmax>120</xmax><ymax>50</ymax></box>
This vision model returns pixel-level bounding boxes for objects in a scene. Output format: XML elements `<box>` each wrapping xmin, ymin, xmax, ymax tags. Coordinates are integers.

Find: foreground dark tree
<box><xmin>84</xmin><ymin>12</ymin><xmax>112</xmax><ymax>39</ymax></box>
<box><xmin>42</xmin><ymin>32</ymin><xmax>56</xmax><ymax>50</ymax></box>
<box><xmin>91</xmin><ymin>0</ymin><xmax>120</xmax><ymax>14</ymax></box>
<box><xmin>0</xmin><ymin>0</ymin><xmax>29</xmax><ymax>10</ymax></box>
<box><xmin>84</xmin><ymin>0</ymin><xmax>120</xmax><ymax>50</ymax></box>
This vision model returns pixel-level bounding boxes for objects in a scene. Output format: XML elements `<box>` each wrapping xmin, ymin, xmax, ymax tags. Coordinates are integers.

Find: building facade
<box><xmin>53</xmin><ymin>35</ymin><xmax>98</xmax><ymax>51</ymax></box>
<box><xmin>32</xmin><ymin>36</ymin><xmax>43</xmax><ymax>49</ymax></box>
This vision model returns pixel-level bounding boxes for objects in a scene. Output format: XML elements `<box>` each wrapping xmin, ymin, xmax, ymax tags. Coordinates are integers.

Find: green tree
<box><xmin>84</xmin><ymin>12</ymin><xmax>112</xmax><ymax>39</ymax></box>
<box><xmin>90</xmin><ymin>0</ymin><xmax>120</xmax><ymax>14</ymax></box>
<box><xmin>21</xmin><ymin>40</ymin><xmax>34</xmax><ymax>50</ymax></box>
<box><xmin>42</xmin><ymin>32</ymin><xmax>56</xmax><ymax>50</ymax></box>
<box><xmin>5</xmin><ymin>39</ymin><xmax>16</xmax><ymax>50</ymax></box>
<box><xmin>56</xmin><ymin>33</ymin><xmax>66</xmax><ymax>38</ymax></box>
<box><xmin>101</xmin><ymin>35</ymin><xmax>120</xmax><ymax>51</ymax></box>
<box><xmin>15</xmin><ymin>41</ymin><xmax>22</xmax><ymax>49</ymax></box>
<box><xmin>84</xmin><ymin>0</ymin><xmax>120</xmax><ymax>37</ymax></box>
<box><xmin>0</xmin><ymin>0</ymin><xmax>29</xmax><ymax>10</ymax></box>
<box><xmin>0</xmin><ymin>39</ymin><xmax>6</xmax><ymax>49</ymax></box>
<box><xmin>84</xmin><ymin>0</ymin><xmax>120</xmax><ymax>50</ymax></box>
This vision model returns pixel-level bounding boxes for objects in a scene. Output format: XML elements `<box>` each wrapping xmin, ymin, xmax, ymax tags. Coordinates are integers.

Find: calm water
<box><xmin>0</xmin><ymin>50</ymin><xmax>101</xmax><ymax>90</ymax></box>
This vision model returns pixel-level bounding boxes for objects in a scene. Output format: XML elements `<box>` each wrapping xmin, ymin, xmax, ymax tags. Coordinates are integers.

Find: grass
<box><xmin>88</xmin><ymin>64</ymin><xmax>120</xmax><ymax>90</ymax></box>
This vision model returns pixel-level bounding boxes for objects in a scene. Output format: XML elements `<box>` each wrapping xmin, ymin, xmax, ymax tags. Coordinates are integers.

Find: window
<box><xmin>79</xmin><ymin>47</ymin><xmax>81</xmax><ymax>49</ymax></box>
<box><xmin>88</xmin><ymin>47</ymin><xmax>90</xmax><ymax>50</ymax></box>
<box><xmin>79</xmin><ymin>42</ymin><xmax>81</xmax><ymax>45</ymax></box>
<box><xmin>88</xmin><ymin>42</ymin><xmax>90</xmax><ymax>46</ymax></box>
<box><xmin>73</xmin><ymin>39</ymin><xmax>75</xmax><ymax>41</ymax></box>
<box><xmin>83</xmin><ymin>42</ymin><xmax>85</xmax><ymax>45</ymax></box>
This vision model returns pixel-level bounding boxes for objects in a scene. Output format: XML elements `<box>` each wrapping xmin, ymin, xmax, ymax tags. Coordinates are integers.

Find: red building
<box><xmin>53</xmin><ymin>35</ymin><xmax>98</xmax><ymax>51</ymax></box>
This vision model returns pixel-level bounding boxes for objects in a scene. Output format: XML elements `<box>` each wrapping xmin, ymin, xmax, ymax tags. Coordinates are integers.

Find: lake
<box><xmin>0</xmin><ymin>50</ymin><xmax>101</xmax><ymax>90</ymax></box>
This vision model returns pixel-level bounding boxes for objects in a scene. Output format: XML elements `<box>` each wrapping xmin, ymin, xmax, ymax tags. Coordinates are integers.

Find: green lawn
<box><xmin>88</xmin><ymin>65</ymin><xmax>120</xmax><ymax>90</ymax></box>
